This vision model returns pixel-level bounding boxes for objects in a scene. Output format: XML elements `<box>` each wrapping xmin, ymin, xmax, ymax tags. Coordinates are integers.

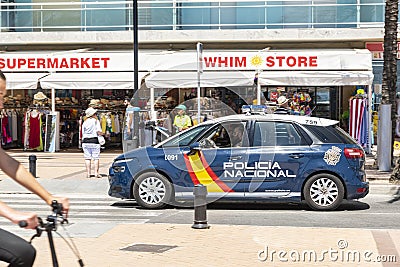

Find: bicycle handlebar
<box><xmin>18</xmin><ymin>220</ymin><xmax>28</xmax><ymax>228</ymax></box>
<box><xmin>17</xmin><ymin>200</ymin><xmax>84</xmax><ymax>267</ymax></box>
<box><xmin>18</xmin><ymin>200</ymin><xmax>68</xmax><ymax>232</ymax></box>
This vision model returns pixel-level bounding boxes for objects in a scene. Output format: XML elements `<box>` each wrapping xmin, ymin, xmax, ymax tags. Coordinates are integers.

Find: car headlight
<box><xmin>114</xmin><ymin>158</ymin><xmax>134</xmax><ymax>164</ymax></box>
<box><xmin>112</xmin><ymin>158</ymin><xmax>135</xmax><ymax>173</ymax></box>
<box><xmin>112</xmin><ymin>166</ymin><xmax>126</xmax><ymax>173</ymax></box>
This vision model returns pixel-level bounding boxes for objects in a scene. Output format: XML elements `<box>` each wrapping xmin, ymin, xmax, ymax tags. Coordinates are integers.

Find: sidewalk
<box><xmin>0</xmin><ymin>151</ymin><xmax>399</xmax><ymax>267</ymax></box>
<box><xmin>27</xmin><ymin>224</ymin><xmax>399</xmax><ymax>267</ymax></box>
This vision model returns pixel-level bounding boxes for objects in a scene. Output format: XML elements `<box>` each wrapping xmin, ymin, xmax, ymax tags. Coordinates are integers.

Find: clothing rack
<box><xmin>0</xmin><ymin>108</ymin><xmax>25</xmax><ymax>149</ymax></box>
<box><xmin>27</xmin><ymin>105</ymin><xmax>51</xmax><ymax>111</ymax></box>
<box><xmin>79</xmin><ymin>109</ymin><xmax>124</xmax><ymax>149</ymax></box>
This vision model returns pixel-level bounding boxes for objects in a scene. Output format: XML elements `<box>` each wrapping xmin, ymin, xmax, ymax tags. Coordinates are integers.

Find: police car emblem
<box><xmin>323</xmin><ymin>146</ymin><xmax>342</xmax><ymax>166</ymax></box>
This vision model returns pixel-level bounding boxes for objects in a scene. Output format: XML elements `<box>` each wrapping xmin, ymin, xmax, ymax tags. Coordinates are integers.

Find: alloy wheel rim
<box><xmin>138</xmin><ymin>177</ymin><xmax>166</xmax><ymax>205</ymax></box>
<box><xmin>309</xmin><ymin>177</ymin><xmax>338</xmax><ymax>207</ymax></box>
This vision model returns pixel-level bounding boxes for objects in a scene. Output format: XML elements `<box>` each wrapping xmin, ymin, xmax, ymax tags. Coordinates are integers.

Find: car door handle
<box><xmin>229</xmin><ymin>155</ymin><xmax>243</xmax><ymax>161</ymax></box>
<box><xmin>289</xmin><ymin>153</ymin><xmax>304</xmax><ymax>159</ymax></box>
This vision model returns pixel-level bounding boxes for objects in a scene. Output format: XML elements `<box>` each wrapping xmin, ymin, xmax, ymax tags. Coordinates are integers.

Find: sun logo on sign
<box><xmin>251</xmin><ymin>55</ymin><xmax>263</xmax><ymax>67</ymax></box>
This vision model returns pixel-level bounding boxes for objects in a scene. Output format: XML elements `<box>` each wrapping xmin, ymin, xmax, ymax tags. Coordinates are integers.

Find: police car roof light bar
<box><xmin>241</xmin><ymin>105</ymin><xmax>268</xmax><ymax>115</ymax></box>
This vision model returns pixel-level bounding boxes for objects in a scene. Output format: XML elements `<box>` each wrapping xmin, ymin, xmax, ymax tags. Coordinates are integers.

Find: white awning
<box><xmin>4</xmin><ymin>72</ymin><xmax>49</xmax><ymax>90</ymax></box>
<box><xmin>40</xmin><ymin>72</ymin><xmax>148</xmax><ymax>89</ymax></box>
<box><xmin>145</xmin><ymin>71</ymin><xmax>256</xmax><ymax>88</ymax></box>
<box><xmin>258</xmin><ymin>71</ymin><xmax>374</xmax><ymax>86</ymax></box>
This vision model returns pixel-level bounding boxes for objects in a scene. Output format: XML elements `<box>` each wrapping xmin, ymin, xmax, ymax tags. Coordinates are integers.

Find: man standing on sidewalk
<box><xmin>0</xmin><ymin>70</ymin><xmax>70</xmax><ymax>267</ymax></box>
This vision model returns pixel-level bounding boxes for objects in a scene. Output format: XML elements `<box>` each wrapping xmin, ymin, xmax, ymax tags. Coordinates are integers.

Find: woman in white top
<box><xmin>82</xmin><ymin>107</ymin><xmax>103</xmax><ymax>178</ymax></box>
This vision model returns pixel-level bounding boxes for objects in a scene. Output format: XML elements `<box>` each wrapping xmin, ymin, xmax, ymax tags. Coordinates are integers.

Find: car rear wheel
<box><xmin>133</xmin><ymin>172</ymin><xmax>173</xmax><ymax>209</ymax></box>
<box><xmin>303</xmin><ymin>174</ymin><xmax>344</xmax><ymax>211</ymax></box>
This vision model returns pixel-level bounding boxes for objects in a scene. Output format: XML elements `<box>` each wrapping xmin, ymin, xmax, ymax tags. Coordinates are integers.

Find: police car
<box><xmin>108</xmin><ymin>111</ymin><xmax>369</xmax><ymax>211</ymax></box>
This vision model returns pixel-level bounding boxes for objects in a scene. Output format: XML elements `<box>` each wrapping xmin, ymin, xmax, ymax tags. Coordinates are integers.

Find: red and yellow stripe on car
<box><xmin>184</xmin><ymin>151</ymin><xmax>234</xmax><ymax>192</ymax></box>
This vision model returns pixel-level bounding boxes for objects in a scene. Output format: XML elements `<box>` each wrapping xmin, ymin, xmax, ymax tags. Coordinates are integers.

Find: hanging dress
<box><xmin>29</xmin><ymin>111</ymin><xmax>41</xmax><ymax>149</ymax></box>
<box><xmin>2</xmin><ymin>115</ymin><xmax>12</xmax><ymax>145</ymax></box>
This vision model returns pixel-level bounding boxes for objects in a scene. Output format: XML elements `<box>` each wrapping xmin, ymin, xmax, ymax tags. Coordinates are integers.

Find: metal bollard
<box><xmin>192</xmin><ymin>184</ymin><xmax>210</xmax><ymax>229</ymax></box>
<box><xmin>29</xmin><ymin>154</ymin><xmax>37</xmax><ymax>178</ymax></box>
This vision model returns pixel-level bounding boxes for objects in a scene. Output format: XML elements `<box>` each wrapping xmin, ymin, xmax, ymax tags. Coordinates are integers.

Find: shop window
<box><xmin>1</xmin><ymin>0</ymin><xmax>15</xmax><ymax>32</ymax></box>
<box><xmin>84</xmin><ymin>0</ymin><xmax>128</xmax><ymax>31</ymax></box>
<box><xmin>360</xmin><ymin>0</ymin><xmax>384</xmax><ymax>23</ymax></box>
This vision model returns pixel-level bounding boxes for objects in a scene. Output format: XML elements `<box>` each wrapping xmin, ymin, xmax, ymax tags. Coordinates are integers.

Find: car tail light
<box><xmin>344</xmin><ymin>148</ymin><xmax>364</xmax><ymax>159</ymax></box>
<box><xmin>357</xmin><ymin>188</ymin><xmax>366</xmax><ymax>193</ymax></box>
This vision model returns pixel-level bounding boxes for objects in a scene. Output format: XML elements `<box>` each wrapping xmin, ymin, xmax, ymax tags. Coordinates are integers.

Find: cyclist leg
<box><xmin>0</xmin><ymin>228</ymin><xmax>36</xmax><ymax>267</ymax></box>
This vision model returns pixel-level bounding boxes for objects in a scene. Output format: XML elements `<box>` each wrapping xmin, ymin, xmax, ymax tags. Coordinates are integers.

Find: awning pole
<box><xmin>51</xmin><ymin>87</ymin><xmax>55</xmax><ymax>112</ymax></box>
<box><xmin>367</xmin><ymin>83</ymin><xmax>373</xmax><ymax>154</ymax></box>
<box><xmin>257</xmin><ymin>70</ymin><xmax>261</xmax><ymax>105</ymax></box>
<box><xmin>150</xmin><ymin>87</ymin><xmax>156</xmax><ymax>121</ymax></box>
<box><xmin>197</xmin><ymin>43</ymin><xmax>203</xmax><ymax>124</ymax></box>
<box><xmin>132</xmin><ymin>0</ymin><xmax>139</xmax><ymax>105</ymax></box>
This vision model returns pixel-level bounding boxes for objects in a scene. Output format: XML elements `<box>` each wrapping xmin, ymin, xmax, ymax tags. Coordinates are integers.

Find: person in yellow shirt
<box><xmin>173</xmin><ymin>104</ymin><xmax>192</xmax><ymax>132</ymax></box>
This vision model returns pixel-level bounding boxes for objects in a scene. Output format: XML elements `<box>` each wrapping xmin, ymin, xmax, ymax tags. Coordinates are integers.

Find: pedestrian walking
<box><xmin>82</xmin><ymin>107</ymin><xmax>103</xmax><ymax>178</ymax></box>
<box><xmin>0</xmin><ymin>70</ymin><xmax>70</xmax><ymax>267</ymax></box>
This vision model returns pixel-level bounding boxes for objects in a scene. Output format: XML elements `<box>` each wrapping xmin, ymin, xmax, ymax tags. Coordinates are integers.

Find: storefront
<box><xmin>0</xmin><ymin>49</ymin><xmax>373</xmax><ymax>152</ymax></box>
<box><xmin>366</xmin><ymin>42</ymin><xmax>400</xmax><ymax>145</ymax></box>
<box><xmin>142</xmin><ymin>49</ymin><xmax>373</xmax><ymax>152</ymax></box>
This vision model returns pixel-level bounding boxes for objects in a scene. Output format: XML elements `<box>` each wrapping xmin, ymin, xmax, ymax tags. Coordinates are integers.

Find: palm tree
<box><xmin>382</xmin><ymin>0</ymin><xmax>399</xmax><ymax>182</ymax></box>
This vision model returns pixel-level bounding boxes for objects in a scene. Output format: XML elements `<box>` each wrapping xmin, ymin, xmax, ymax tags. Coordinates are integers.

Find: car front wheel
<box><xmin>303</xmin><ymin>174</ymin><xmax>344</xmax><ymax>211</ymax></box>
<box><xmin>133</xmin><ymin>172</ymin><xmax>173</xmax><ymax>209</ymax></box>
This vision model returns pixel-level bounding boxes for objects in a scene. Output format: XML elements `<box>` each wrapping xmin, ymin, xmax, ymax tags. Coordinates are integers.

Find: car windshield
<box><xmin>159</xmin><ymin>125</ymin><xmax>210</xmax><ymax>148</ymax></box>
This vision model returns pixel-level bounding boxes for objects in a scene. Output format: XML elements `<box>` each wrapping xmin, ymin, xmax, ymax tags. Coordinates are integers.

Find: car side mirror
<box><xmin>186</xmin><ymin>142</ymin><xmax>202</xmax><ymax>156</ymax></box>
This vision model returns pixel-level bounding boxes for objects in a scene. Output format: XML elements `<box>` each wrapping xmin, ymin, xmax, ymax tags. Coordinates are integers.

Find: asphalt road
<box><xmin>1</xmin><ymin>190</ymin><xmax>399</xmax><ymax>239</ymax></box>
<box><xmin>110</xmin><ymin>192</ymin><xmax>400</xmax><ymax>229</ymax></box>
<box><xmin>1</xmin><ymin>175</ymin><xmax>399</xmax><ymax>237</ymax></box>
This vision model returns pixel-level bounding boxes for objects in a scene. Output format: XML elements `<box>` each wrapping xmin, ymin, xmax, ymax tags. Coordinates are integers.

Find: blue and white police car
<box><xmin>108</xmin><ymin>112</ymin><xmax>368</xmax><ymax>211</ymax></box>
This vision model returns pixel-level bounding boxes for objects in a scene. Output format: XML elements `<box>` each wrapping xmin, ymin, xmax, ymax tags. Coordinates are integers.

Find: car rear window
<box><xmin>304</xmin><ymin>125</ymin><xmax>357</xmax><ymax>144</ymax></box>
<box><xmin>254</xmin><ymin>121</ymin><xmax>308</xmax><ymax>146</ymax></box>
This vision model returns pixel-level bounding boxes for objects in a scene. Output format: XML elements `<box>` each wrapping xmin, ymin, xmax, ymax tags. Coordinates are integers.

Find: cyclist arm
<box><xmin>0</xmin><ymin>149</ymin><xmax>69</xmax><ymax>216</ymax></box>
<box><xmin>0</xmin><ymin>200</ymin><xmax>38</xmax><ymax>229</ymax></box>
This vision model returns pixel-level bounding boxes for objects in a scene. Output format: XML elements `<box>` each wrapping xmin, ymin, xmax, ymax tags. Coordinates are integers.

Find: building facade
<box><xmin>0</xmin><ymin>0</ymin><xmax>395</xmax><ymax>151</ymax></box>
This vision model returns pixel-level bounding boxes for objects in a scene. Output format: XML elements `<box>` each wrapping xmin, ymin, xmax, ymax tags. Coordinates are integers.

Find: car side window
<box><xmin>254</xmin><ymin>121</ymin><xmax>306</xmax><ymax>146</ymax></box>
<box><xmin>198</xmin><ymin>121</ymin><xmax>248</xmax><ymax>148</ymax></box>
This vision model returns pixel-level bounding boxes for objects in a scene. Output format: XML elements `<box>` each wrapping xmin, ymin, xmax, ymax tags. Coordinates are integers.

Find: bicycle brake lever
<box><xmin>29</xmin><ymin>231</ymin><xmax>41</xmax><ymax>244</ymax></box>
<box><xmin>29</xmin><ymin>218</ymin><xmax>44</xmax><ymax>244</ymax></box>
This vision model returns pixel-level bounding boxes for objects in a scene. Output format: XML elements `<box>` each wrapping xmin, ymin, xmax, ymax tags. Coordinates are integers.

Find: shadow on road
<box><xmin>111</xmin><ymin>200</ymin><xmax>140</xmax><ymax>208</ymax></box>
<box><xmin>110</xmin><ymin>199</ymin><xmax>370</xmax><ymax>211</ymax></box>
<box><xmin>205</xmin><ymin>200</ymin><xmax>369</xmax><ymax>211</ymax></box>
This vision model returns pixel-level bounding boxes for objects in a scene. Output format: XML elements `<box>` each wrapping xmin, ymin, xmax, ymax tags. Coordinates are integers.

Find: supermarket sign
<box><xmin>366</xmin><ymin>42</ymin><xmax>400</xmax><ymax>60</ymax></box>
